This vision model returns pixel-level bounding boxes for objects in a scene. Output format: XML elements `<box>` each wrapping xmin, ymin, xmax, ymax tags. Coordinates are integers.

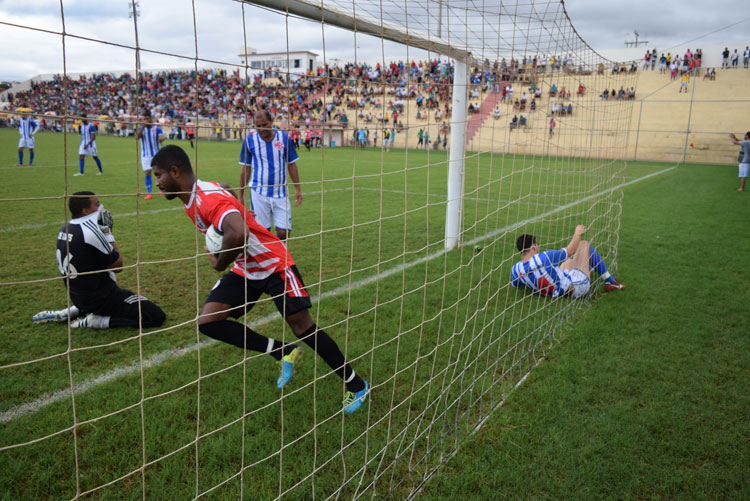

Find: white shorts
<box><xmin>141</xmin><ymin>156</ymin><xmax>154</xmax><ymax>172</ymax></box>
<box><xmin>18</xmin><ymin>137</ymin><xmax>35</xmax><ymax>149</ymax></box>
<box><xmin>739</xmin><ymin>163</ymin><xmax>749</xmax><ymax>178</ymax></box>
<box><xmin>250</xmin><ymin>190</ymin><xmax>292</xmax><ymax>232</ymax></box>
<box><xmin>567</xmin><ymin>268</ymin><xmax>591</xmax><ymax>299</ymax></box>
<box><xmin>79</xmin><ymin>142</ymin><xmax>98</xmax><ymax>157</ymax></box>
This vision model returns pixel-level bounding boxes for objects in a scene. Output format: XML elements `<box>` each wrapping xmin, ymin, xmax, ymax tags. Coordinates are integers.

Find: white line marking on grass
<box><xmin>0</xmin><ymin>164</ymin><xmax>676</xmax><ymax>423</ymax></box>
<box><xmin>0</xmin><ymin>187</ymin><xmax>555</xmax><ymax>233</ymax></box>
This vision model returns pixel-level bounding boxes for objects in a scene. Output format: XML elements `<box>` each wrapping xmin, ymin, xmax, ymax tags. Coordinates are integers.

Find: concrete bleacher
<box><xmin>465</xmin><ymin>67</ymin><xmax>750</xmax><ymax>164</ymax></box>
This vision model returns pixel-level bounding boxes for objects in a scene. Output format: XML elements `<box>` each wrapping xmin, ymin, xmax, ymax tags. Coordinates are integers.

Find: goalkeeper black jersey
<box><xmin>56</xmin><ymin>214</ymin><xmax>119</xmax><ymax>312</ymax></box>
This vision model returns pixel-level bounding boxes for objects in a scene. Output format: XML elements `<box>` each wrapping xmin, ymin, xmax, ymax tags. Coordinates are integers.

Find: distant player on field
<box><xmin>74</xmin><ymin>115</ymin><xmax>103</xmax><ymax>176</ymax></box>
<box><xmin>17</xmin><ymin>111</ymin><xmax>38</xmax><ymax>166</ymax></box>
<box><xmin>185</xmin><ymin>121</ymin><xmax>196</xmax><ymax>149</ymax></box>
<box><xmin>151</xmin><ymin>145</ymin><xmax>369</xmax><ymax>414</ymax></box>
<box><xmin>239</xmin><ymin>110</ymin><xmax>302</xmax><ymax>241</ymax></box>
<box><xmin>32</xmin><ymin>191</ymin><xmax>166</xmax><ymax>328</ymax></box>
<box><xmin>511</xmin><ymin>225</ymin><xmax>625</xmax><ymax>298</ymax></box>
<box><xmin>135</xmin><ymin>110</ymin><xmax>164</xmax><ymax>200</ymax></box>
<box><xmin>729</xmin><ymin>131</ymin><xmax>750</xmax><ymax>192</ymax></box>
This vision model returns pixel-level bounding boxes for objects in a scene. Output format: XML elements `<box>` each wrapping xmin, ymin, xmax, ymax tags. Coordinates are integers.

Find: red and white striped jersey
<box><xmin>184</xmin><ymin>180</ymin><xmax>295</xmax><ymax>280</ymax></box>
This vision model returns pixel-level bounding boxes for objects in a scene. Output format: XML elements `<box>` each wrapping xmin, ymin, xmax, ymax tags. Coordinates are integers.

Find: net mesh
<box><xmin>0</xmin><ymin>0</ymin><xmax>637</xmax><ymax>498</ymax></box>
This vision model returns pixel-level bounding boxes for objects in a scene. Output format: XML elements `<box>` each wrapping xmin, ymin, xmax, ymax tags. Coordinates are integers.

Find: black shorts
<box><xmin>85</xmin><ymin>286</ymin><xmax>165</xmax><ymax>328</ymax></box>
<box><xmin>205</xmin><ymin>266</ymin><xmax>312</xmax><ymax>318</ymax></box>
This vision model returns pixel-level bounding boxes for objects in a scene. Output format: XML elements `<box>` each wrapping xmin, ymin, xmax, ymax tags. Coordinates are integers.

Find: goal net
<box><xmin>0</xmin><ymin>0</ymin><xmax>636</xmax><ymax>498</ymax></box>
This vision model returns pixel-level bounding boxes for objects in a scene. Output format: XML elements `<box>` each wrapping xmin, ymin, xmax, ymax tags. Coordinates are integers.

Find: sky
<box><xmin>0</xmin><ymin>0</ymin><xmax>748</xmax><ymax>82</ymax></box>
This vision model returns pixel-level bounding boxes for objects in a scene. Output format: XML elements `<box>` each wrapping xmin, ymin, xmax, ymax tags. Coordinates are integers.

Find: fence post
<box><xmin>682</xmin><ymin>70</ymin><xmax>698</xmax><ymax>164</ymax></box>
<box><xmin>633</xmin><ymin>101</ymin><xmax>643</xmax><ymax>161</ymax></box>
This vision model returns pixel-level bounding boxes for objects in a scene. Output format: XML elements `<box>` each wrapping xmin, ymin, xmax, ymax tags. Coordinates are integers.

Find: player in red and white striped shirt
<box><xmin>151</xmin><ymin>145</ymin><xmax>369</xmax><ymax>414</ymax></box>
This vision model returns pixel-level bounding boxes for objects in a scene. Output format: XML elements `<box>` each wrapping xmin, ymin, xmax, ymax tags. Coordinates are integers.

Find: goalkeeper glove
<box><xmin>98</xmin><ymin>208</ymin><xmax>115</xmax><ymax>242</ymax></box>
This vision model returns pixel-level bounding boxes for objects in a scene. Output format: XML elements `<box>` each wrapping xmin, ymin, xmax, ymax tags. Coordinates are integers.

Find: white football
<box><xmin>205</xmin><ymin>224</ymin><xmax>224</xmax><ymax>255</ymax></box>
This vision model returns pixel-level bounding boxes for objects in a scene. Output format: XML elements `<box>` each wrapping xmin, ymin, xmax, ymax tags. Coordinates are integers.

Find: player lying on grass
<box><xmin>150</xmin><ymin>145</ymin><xmax>369</xmax><ymax>414</ymax></box>
<box><xmin>511</xmin><ymin>225</ymin><xmax>625</xmax><ymax>298</ymax></box>
<box><xmin>32</xmin><ymin>191</ymin><xmax>166</xmax><ymax>329</ymax></box>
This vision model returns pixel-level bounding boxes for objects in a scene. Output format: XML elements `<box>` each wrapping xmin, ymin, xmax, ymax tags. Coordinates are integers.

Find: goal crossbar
<box><xmin>240</xmin><ymin>0</ymin><xmax>471</xmax><ymax>61</ymax></box>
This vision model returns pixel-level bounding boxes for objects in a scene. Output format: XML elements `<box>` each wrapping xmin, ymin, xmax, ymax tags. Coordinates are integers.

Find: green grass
<box><xmin>423</xmin><ymin>159</ymin><xmax>750</xmax><ymax>499</ymax></box>
<box><xmin>0</xmin><ymin>129</ymin><xmax>745</xmax><ymax>498</ymax></box>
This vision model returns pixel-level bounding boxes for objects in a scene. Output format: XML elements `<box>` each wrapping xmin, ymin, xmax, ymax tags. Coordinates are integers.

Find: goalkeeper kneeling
<box><xmin>32</xmin><ymin>191</ymin><xmax>166</xmax><ymax>329</ymax></box>
<box><xmin>511</xmin><ymin>225</ymin><xmax>625</xmax><ymax>298</ymax></box>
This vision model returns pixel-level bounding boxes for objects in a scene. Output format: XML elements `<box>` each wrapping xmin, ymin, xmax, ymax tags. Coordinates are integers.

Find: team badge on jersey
<box><xmin>273</xmin><ymin>140</ymin><xmax>284</xmax><ymax>150</ymax></box>
<box><xmin>195</xmin><ymin>214</ymin><xmax>207</xmax><ymax>230</ymax></box>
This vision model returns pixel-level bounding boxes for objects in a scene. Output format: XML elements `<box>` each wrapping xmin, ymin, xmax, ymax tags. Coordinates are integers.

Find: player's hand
<box><xmin>574</xmin><ymin>224</ymin><xmax>587</xmax><ymax>236</ymax></box>
<box><xmin>98</xmin><ymin>208</ymin><xmax>114</xmax><ymax>233</ymax></box>
<box><xmin>294</xmin><ymin>189</ymin><xmax>302</xmax><ymax>207</ymax></box>
<box><xmin>205</xmin><ymin>246</ymin><xmax>220</xmax><ymax>269</ymax></box>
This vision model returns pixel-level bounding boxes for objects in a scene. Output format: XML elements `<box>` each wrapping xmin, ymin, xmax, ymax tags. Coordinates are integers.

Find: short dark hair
<box><xmin>256</xmin><ymin>109</ymin><xmax>273</xmax><ymax>122</ymax></box>
<box><xmin>516</xmin><ymin>234</ymin><xmax>536</xmax><ymax>253</ymax></box>
<box><xmin>745</xmin><ymin>131</ymin><xmax>750</xmax><ymax>139</ymax></box>
<box><xmin>69</xmin><ymin>191</ymin><xmax>96</xmax><ymax>218</ymax></box>
<box><xmin>151</xmin><ymin>144</ymin><xmax>192</xmax><ymax>173</ymax></box>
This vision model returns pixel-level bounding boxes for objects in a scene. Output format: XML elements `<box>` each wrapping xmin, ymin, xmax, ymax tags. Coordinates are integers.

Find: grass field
<box><xmin>0</xmin><ymin>129</ymin><xmax>746</xmax><ymax>499</ymax></box>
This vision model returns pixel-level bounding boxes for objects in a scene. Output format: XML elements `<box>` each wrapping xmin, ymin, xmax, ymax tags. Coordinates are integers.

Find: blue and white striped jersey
<box><xmin>80</xmin><ymin>123</ymin><xmax>97</xmax><ymax>146</ymax></box>
<box><xmin>239</xmin><ymin>130</ymin><xmax>299</xmax><ymax>198</ymax></box>
<box><xmin>19</xmin><ymin>118</ymin><xmax>38</xmax><ymax>139</ymax></box>
<box><xmin>511</xmin><ymin>249</ymin><xmax>571</xmax><ymax>297</ymax></box>
<box><xmin>138</xmin><ymin>125</ymin><xmax>164</xmax><ymax>158</ymax></box>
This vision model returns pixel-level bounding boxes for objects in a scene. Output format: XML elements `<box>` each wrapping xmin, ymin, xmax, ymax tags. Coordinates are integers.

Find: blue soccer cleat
<box><xmin>277</xmin><ymin>345</ymin><xmax>301</xmax><ymax>389</ymax></box>
<box><xmin>32</xmin><ymin>310</ymin><xmax>70</xmax><ymax>324</ymax></box>
<box><xmin>343</xmin><ymin>380</ymin><xmax>369</xmax><ymax>415</ymax></box>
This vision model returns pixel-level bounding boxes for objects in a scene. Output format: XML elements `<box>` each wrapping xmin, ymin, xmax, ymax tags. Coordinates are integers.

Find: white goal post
<box><xmin>245</xmin><ymin>0</ymin><xmax>471</xmax><ymax>249</ymax></box>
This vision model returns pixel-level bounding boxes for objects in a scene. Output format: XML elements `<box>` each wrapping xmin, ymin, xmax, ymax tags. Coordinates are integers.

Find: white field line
<box><xmin>0</xmin><ymin>187</ymin><xmax>555</xmax><ymax>233</ymax></box>
<box><xmin>0</xmin><ymin>165</ymin><xmax>675</xmax><ymax>423</ymax></box>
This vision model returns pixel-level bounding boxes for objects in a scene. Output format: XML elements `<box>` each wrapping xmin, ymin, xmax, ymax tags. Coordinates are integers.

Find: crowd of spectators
<box><xmin>0</xmin><ymin>51</ymin><xmax>654</xmax><ymax>144</ymax></box>
<box><xmin>2</xmin><ymin>68</ymin><xmax>329</xmax><ymax>125</ymax></box>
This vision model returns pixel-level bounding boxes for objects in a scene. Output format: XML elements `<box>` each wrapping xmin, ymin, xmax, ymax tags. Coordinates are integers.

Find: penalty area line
<box><xmin>0</xmin><ymin>164</ymin><xmax>676</xmax><ymax>423</ymax></box>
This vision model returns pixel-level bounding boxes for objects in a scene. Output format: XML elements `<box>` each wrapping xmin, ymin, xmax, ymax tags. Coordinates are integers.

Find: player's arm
<box><xmin>136</xmin><ymin>125</ymin><xmax>144</xmax><ymax>139</ymax></box>
<box><xmin>729</xmin><ymin>134</ymin><xmax>740</xmax><ymax>145</ymax></box>
<box><xmin>88</xmin><ymin>129</ymin><xmax>96</xmax><ymax>147</ymax></box>
<box><xmin>208</xmin><ymin>211</ymin><xmax>246</xmax><ymax>272</ymax></box>
<box><xmin>564</xmin><ymin>225</ymin><xmax>587</xmax><ymax>256</ymax></box>
<box><xmin>106</xmin><ymin>243</ymin><xmax>124</xmax><ymax>273</ymax></box>
<box><xmin>287</xmin><ymin>161</ymin><xmax>302</xmax><ymax>206</ymax></box>
<box><xmin>239</xmin><ymin>164</ymin><xmax>251</xmax><ymax>204</ymax></box>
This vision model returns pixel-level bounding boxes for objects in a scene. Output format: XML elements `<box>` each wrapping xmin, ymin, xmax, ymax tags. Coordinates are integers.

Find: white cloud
<box><xmin>1</xmin><ymin>0</ymin><xmax>747</xmax><ymax>81</ymax></box>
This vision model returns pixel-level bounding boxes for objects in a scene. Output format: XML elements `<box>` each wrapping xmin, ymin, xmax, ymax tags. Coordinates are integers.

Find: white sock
<box><xmin>91</xmin><ymin>314</ymin><xmax>111</xmax><ymax>329</ymax></box>
<box><xmin>601</xmin><ymin>272</ymin><xmax>612</xmax><ymax>281</ymax></box>
<box><xmin>67</xmin><ymin>306</ymin><xmax>80</xmax><ymax>318</ymax></box>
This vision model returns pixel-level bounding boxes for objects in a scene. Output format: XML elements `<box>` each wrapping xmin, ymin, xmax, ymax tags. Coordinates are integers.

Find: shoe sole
<box><xmin>32</xmin><ymin>318</ymin><xmax>62</xmax><ymax>324</ymax></box>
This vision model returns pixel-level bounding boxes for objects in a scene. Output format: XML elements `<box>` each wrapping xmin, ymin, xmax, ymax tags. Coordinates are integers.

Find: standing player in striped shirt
<box><xmin>511</xmin><ymin>225</ymin><xmax>625</xmax><ymax>298</ymax></box>
<box><xmin>135</xmin><ymin>110</ymin><xmax>164</xmax><ymax>200</ymax></box>
<box><xmin>151</xmin><ymin>145</ymin><xmax>369</xmax><ymax>414</ymax></box>
<box><xmin>239</xmin><ymin>110</ymin><xmax>302</xmax><ymax>240</ymax></box>
<box><xmin>16</xmin><ymin>111</ymin><xmax>38</xmax><ymax>166</ymax></box>
<box><xmin>74</xmin><ymin>115</ymin><xmax>103</xmax><ymax>176</ymax></box>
